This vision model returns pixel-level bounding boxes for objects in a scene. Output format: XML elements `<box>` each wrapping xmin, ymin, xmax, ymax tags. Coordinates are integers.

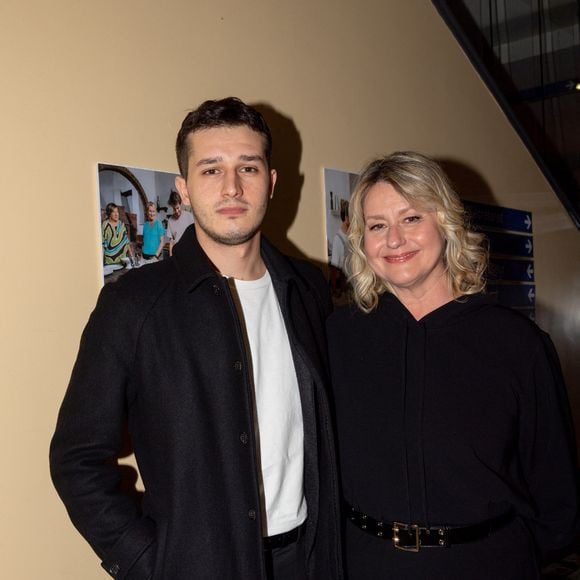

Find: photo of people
<box><xmin>324</xmin><ymin>168</ymin><xmax>359</xmax><ymax>303</ymax></box>
<box><xmin>97</xmin><ymin>164</ymin><xmax>193</xmax><ymax>283</ymax></box>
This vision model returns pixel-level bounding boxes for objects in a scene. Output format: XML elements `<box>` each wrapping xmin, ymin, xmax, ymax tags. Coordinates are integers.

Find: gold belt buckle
<box><xmin>393</xmin><ymin>522</ymin><xmax>420</xmax><ymax>552</ymax></box>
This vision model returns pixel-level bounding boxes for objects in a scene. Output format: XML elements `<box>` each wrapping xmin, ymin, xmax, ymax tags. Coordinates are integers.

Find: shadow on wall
<box><xmin>437</xmin><ymin>158</ymin><xmax>497</xmax><ymax>206</ymax></box>
<box><xmin>253</xmin><ymin>102</ymin><xmax>327</xmax><ymax>272</ymax></box>
<box><xmin>536</xmin><ymin>284</ymin><xmax>580</xmax><ymax>454</ymax></box>
<box><xmin>537</xmin><ymin>297</ymin><xmax>580</xmax><ymax>435</ymax></box>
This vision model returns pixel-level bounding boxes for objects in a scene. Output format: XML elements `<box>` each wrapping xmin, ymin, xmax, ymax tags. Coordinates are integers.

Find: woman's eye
<box><xmin>404</xmin><ymin>215</ymin><xmax>422</xmax><ymax>224</ymax></box>
<box><xmin>368</xmin><ymin>223</ymin><xmax>385</xmax><ymax>231</ymax></box>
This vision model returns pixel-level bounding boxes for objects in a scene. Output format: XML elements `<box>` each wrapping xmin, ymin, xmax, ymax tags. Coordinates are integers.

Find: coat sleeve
<box><xmin>519</xmin><ymin>332</ymin><xmax>579</xmax><ymax>559</ymax></box>
<box><xmin>49</xmin><ymin>281</ymin><xmax>157</xmax><ymax>579</ymax></box>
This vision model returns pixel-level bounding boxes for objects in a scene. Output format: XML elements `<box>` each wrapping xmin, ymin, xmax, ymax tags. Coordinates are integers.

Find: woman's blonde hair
<box><xmin>347</xmin><ymin>151</ymin><xmax>488</xmax><ymax>313</ymax></box>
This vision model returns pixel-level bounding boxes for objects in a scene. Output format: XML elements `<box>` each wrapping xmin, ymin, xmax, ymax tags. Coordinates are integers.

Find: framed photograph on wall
<box><xmin>97</xmin><ymin>164</ymin><xmax>189</xmax><ymax>284</ymax></box>
<box><xmin>323</xmin><ymin>167</ymin><xmax>359</xmax><ymax>304</ymax></box>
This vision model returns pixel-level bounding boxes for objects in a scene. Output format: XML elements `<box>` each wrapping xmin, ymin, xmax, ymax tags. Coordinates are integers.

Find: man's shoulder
<box><xmin>280</xmin><ymin>254</ymin><xmax>331</xmax><ymax>314</ymax></box>
<box><xmin>101</xmin><ymin>259</ymin><xmax>174</xmax><ymax>306</ymax></box>
<box><xmin>275</xmin><ymin>253</ymin><xmax>326</xmax><ymax>289</ymax></box>
<box><xmin>286</xmin><ymin>254</ymin><xmax>324</xmax><ymax>277</ymax></box>
<box><xmin>84</xmin><ymin>261</ymin><xmax>176</xmax><ymax>346</ymax></box>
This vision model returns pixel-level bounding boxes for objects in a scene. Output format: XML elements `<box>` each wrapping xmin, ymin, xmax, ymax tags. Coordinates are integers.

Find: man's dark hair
<box><xmin>175</xmin><ymin>97</ymin><xmax>272</xmax><ymax>179</ymax></box>
<box><xmin>168</xmin><ymin>190</ymin><xmax>181</xmax><ymax>207</ymax></box>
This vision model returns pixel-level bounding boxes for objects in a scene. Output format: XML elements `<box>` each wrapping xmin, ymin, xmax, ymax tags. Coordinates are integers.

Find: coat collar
<box><xmin>171</xmin><ymin>225</ymin><xmax>219</xmax><ymax>291</ymax></box>
<box><xmin>172</xmin><ymin>224</ymin><xmax>299</xmax><ymax>292</ymax></box>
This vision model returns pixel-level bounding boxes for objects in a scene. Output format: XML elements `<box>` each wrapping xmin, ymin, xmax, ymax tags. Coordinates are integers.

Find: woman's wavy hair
<box><xmin>347</xmin><ymin>151</ymin><xmax>488</xmax><ymax>313</ymax></box>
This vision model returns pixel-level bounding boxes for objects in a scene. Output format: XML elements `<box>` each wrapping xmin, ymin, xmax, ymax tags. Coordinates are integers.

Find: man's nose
<box><xmin>223</xmin><ymin>171</ymin><xmax>242</xmax><ymax>197</ymax></box>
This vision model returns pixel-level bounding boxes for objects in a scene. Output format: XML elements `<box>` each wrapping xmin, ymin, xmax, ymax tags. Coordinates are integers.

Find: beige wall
<box><xmin>1</xmin><ymin>0</ymin><xmax>578</xmax><ymax>577</ymax></box>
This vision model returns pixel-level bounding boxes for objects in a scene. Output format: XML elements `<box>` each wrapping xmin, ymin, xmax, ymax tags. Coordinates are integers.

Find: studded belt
<box><xmin>346</xmin><ymin>503</ymin><xmax>514</xmax><ymax>552</ymax></box>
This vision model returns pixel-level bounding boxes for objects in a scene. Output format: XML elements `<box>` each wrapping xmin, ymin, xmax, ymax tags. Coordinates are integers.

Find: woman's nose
<box><xmin>386</xmin><ymin>224</ymin><xmax>405</xmax><ymax>249</ymax></box>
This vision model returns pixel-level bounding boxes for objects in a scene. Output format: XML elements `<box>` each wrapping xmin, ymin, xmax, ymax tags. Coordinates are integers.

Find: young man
<box><xmin>166</xmin><ymin>190</ymin><xmax>194</xmax><ymax>256</ymax></box>
<box><xmin>50</xmin><ymin>97</ymin><xmax>342</xmax><ymax>580</ymax></box>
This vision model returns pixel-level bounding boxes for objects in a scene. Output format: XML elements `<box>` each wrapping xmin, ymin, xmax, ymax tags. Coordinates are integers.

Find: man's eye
<box><xmin>202</xmin><ymin>168</ymin><xmax>219</xmax><ymax>175</ymax></box>
<box><xmin>240</xmin><ymin>166</ymin><xmax>258</xmax><ymax>173</ymax></box>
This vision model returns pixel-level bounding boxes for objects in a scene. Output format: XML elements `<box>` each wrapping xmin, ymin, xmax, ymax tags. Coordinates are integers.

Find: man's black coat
<box><xmin>50</xmin><ymin>226</ymin><xmax>342</xmax><ymax>579</ymax></box>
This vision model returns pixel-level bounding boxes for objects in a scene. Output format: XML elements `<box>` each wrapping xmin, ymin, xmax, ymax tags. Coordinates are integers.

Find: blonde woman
<box><xmin>327</xmin><ymin>151</ymin><xmax>578</xmax><ymax>579</ymax></box>
<box><xmin>142</xmin><ymin>201</ymin><xmax>165</xmax><ymax>261</ymax></box>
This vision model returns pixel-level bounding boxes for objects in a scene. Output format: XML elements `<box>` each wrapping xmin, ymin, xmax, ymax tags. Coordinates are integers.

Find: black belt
<box><xmin>346</xmin><ymin>504</ymin><xmax>513</xmax><ymax>552</ymax></box>
<box><xmin>263</xmin><ymin>523</ymin><xmax>305</xmax><ymax>550</ymax></box>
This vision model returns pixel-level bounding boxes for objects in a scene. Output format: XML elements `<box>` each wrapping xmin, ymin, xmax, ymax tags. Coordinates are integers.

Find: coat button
<box><xmin>248</xmin><ymin>509</ymin><xmax>257</xmax><ymax>520</ymax></box>
<box><xmin>240</xmin><ymin>432</ymin><xmax>249</xmax><ymax>445</ymax></box>
<box><xmin>234</xmin><ymin>361</ymin><xmax>243</xmax><ymax>371</ymax></box>
<box><xmin>212</xmin><ymin>285</ymin><xmax>221</xmax><ymax>296</ymax></box>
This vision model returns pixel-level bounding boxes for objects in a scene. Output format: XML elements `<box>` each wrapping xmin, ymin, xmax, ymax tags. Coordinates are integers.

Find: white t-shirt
<box><xmin>234</xmin><ymin>271</ymin><xmax>307</xmax><ymax>536</ymax></box>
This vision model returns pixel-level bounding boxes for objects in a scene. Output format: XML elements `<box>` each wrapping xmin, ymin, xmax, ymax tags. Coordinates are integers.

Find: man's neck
<box><xmin>196</xmin><ymin>226</ymin><xmax>266</xmax><ymax>281</ymax></box>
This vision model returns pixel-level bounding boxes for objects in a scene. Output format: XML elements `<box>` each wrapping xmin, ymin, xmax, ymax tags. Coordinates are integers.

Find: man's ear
<box><xmin>175</xmin><ymin>176</ymin><xmax>191</xmax><ymax>207</ymax></box>
<box><xmin>269</xmin><ymin>169</ymin><xmax>277</xmax><ymax>200</ymax></box>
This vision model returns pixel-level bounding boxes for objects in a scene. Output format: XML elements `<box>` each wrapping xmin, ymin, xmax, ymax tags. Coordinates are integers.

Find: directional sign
<box><xmin>484</xmin><ymin>231</ymin><xmax>534</xmax><ymax>258</ymax></box>
<box><xmin>463</xmin><ymin>201</ymin><xmax>535</xmax><ymax>317</ymax></box>
<box><xmin>463</xmin><ymin>201</ymin><xmax>533</xmax><ymax>234</ymax></box>
<box><xmin>487</xmin><ymin>284</ymin><xmax>536</xmax><ymax>308</ymax></box>
<box><xmin>487</xmin><ymin>258</ymin><xmax>535</xmax><ymax>283</ymax></box>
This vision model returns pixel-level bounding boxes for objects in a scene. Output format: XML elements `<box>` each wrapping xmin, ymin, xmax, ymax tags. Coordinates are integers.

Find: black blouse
<box><xmin>327</xmin><ymin>293</ymin><xmax>578</xmax><ymax>561</ymax></box>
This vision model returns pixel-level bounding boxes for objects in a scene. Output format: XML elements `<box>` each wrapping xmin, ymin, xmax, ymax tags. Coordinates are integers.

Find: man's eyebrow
<box><xmin>239</xmin><ymin>154</ymin><xmax>265</xmax><ymax>163</ymax></box>
<box><xmin>194</xmin><ymin>154</ymin><xmax>265</xmax><ymax>167</ymax></box>
<box><xmin>195</xmin><ymin>156</ymin><xmax>222</xmax><ymax>167</ymax></box>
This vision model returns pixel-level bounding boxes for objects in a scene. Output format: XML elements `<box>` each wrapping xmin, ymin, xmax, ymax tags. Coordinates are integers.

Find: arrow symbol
<box><xmin>526</xmin><ymin>263</ymin><xmax>534</xmax><ymax>279</ymax></box>
<box><xmin>525</xmin><ymin>239</ymin><xmax>533</xmax><ymax>254</ymax></box>
<box><xmin>524</xmin><ymin>215</ymin><xmax>532</xmax><ymax>230</ymax></box>
<box><xmin>528</xmin><ymin>287</ymin><xmax>536</xmax><ymax>302</ymax></box>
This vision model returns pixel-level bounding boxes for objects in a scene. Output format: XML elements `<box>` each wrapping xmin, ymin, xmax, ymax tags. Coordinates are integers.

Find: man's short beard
<box><xmin>192</xmin><ymin>203</ymin><xmax>267</xmax><ymax>247</ymax></box>
<box><xmin>193</xmin><ymin>216</ymin><xmax>263</xmax><ymax>246</ymax></box>
<box><xmin>204</xmin><ymin>225</ymin><xmax>261</xmax><ymax>246</ymax></box>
